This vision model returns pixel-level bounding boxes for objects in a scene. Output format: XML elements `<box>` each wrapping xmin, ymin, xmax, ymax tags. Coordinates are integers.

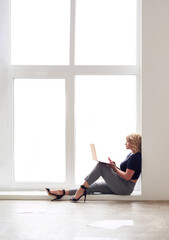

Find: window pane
<box><xmin>75</xmin><ymin>0</ymin><xmax>137</xmax><ymax>65</ymax></box>
<box><xmin>75</xmin><ymin>75</ymin><xmax>136</xmax><ymax>184</ymax></box>
<box><xmin>11</xmin><ymin>0</ymin><xmax>70</xmax><ymax>65</ymax></box>
<box><xmin>14</xmin><ymin>79</ymin><xmax>65</xmax><ymax>182</ymax></box>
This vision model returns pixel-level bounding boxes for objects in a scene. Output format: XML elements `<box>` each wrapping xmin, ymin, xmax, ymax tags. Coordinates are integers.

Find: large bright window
<box><xmin>0</xmin><ymin>0</ymin><xmax>140</xmax><ymax>190</ymax></box>
<box><xmin>14</xmin><ymin>79</ymin><xmax>65</xmax><ymax>182</ymax></box>
<box><xmin>75</xmin><ymin>75</ymin><xmax>137</xmax><ymax>183</ymax></box>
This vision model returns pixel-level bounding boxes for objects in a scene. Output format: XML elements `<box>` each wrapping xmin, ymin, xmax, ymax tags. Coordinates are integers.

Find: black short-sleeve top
<box><xmin>120</xmin><ymin>152</ymin><xmax>142</xmax><ymax>180</ymax></box>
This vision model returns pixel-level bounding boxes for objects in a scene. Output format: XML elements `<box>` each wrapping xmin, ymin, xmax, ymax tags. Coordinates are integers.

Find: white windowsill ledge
<box><xmin>0</xmin><ymin>191</ymin><xmax>141</xmax><ymax>201</ymax></box>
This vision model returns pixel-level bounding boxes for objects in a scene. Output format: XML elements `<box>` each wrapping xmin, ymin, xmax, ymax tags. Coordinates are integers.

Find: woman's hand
<box><xmin>108</xmin><ymin>157</ymin><xmax>116</xmax><ymax>171</ymax></box>
<box><xmin>108</xmin><ymin>157</ymin><xmax>115</xmax><ymax>165</ymax></box>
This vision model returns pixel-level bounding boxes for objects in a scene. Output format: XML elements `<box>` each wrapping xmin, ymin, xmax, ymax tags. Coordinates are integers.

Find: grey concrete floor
<box><xmin>0</xmin><ymin>200</ymin><xmax>169</xmax><ymax>240</ymax></box>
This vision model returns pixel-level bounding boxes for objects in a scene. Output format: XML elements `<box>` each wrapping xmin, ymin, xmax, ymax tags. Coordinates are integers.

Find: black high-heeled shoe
<box><xmin>70</xmin><ymin>185</ymin><xmax>87</xmax><ymax>202</ymax></box>
<box><xmin>45</xmin><ymin>188</ymin><xmax>65</xmax><ymax>201</ymax></box>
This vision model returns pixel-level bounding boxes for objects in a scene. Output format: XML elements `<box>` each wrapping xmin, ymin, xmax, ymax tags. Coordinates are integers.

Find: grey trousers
<box><xmin>69</xmin><ymin>162</ymin><xmax>135</xmax><ymax>196</ymax></box>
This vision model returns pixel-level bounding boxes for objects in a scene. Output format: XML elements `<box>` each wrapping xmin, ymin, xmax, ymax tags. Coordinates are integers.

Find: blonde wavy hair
<box><xmin>126</xmin><ymin>133</ymin><xmax>142</xmax><ymax>153</ymax></box>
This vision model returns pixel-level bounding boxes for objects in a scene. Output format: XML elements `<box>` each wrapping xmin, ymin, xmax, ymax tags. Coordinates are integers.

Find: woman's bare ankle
<box><xmin>65</xmin><ymin>190</ymin><xmax>69</xmax><ymax>195</ymax></box>
<box><xmin>82</xmin><ymin>180</ymin><xmax>89</xmax><ymax>188</ymax></box>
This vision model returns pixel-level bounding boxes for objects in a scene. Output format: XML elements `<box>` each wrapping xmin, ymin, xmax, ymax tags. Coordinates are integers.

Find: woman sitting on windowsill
<box><xmin>46</xmin><ymin>133</ymin><xmax>142</xmax><ymax>202</ymax></box>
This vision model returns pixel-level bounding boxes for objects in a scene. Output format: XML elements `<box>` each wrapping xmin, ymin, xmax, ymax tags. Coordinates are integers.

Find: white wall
<box><xmin>142</xmin><ymin>0</ymin><xmax>169</xmax><ymax>200</ymax></box>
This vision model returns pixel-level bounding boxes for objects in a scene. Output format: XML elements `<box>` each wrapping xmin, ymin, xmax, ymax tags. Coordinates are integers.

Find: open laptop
<box><xmin>90</xmin><ymin>144</ymin><xmax>112</xmax><ymax>165</ymax></box>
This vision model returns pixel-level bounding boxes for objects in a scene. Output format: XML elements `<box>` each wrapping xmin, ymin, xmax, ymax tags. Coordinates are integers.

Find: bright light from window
<box><xmin>75</xmin><ymin>75</ymin><xmax>137</xmax><ymax>184</ymax></box>
<box><xmin>14</xmin><ymin>79</ymin><xmax>65</xmax><ymax>182</ymax></box>
<box><xmin>11</xmin><ymin>0</ymin><xmax>70</xmax><ymax>65</ymax></box>
<box><xmin>75</xmin><ymin>0</ymin><xmax>137</xmax><ymax>65</ymax></box>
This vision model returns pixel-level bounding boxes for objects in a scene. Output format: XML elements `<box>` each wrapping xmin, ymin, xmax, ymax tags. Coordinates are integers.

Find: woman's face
<box><xmin>125</xmin><ymin>140</ymin><xmax>133</xmax><ymax>151</ymax></box>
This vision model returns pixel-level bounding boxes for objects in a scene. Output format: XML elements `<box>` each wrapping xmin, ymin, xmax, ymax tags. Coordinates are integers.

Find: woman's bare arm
<box><xmin>108</xmin><ymin>158</ymin><xmax>135</xmax><ymax>181</ymax></box>
<box><xmin>114</xmin><ymin>167</ymin><xmax>135</xmax><ymax>181</ymax></box>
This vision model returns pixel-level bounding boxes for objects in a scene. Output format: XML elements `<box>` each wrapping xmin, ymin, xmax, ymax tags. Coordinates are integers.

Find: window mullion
<box><xmin>70</xmin><ymin>0</ymin><xmax>76</xmax><ymax>66</ymax></box>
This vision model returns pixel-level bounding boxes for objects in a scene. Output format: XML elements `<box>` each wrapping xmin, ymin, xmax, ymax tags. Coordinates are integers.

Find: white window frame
<box><xmin>0</xmin><ymin>0</ymin><xmax>141</xmax><ymax>190</ymax></box>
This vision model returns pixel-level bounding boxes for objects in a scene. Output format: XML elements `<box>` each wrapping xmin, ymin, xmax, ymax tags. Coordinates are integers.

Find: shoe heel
<box><xmin>51</xmin><ymin>198</ymin><xmax>57</xmax><ymax>201</ymax></box>
<box><xmin>84</xmin><ymin>194</ymin><xmax>86</xmax><ymax>202</ymax></box>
